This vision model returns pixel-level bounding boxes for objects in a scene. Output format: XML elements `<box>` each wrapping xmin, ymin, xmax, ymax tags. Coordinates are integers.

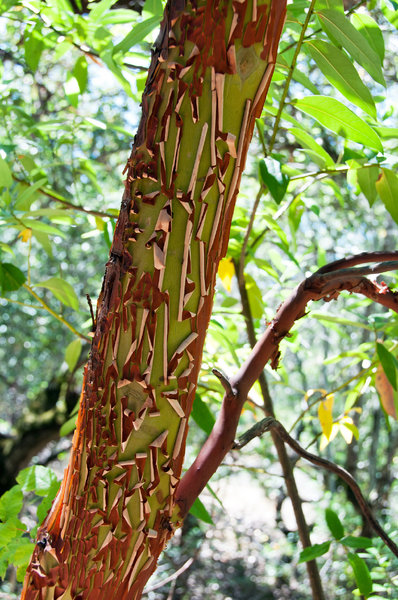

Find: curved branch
<box><xmin>175</xmin><ymin>251</ymin><xmax>398</xmax><ymax>517</ymax></box>
<box><xmin>234</xmin><ymin>417</ymin><xmax>398</xmax><ymax>558</ymax></box>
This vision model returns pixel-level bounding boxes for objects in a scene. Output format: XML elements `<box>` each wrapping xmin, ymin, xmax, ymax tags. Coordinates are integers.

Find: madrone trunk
<box><xmin>22</xmin><ymin>1</ymin><xmax>286</xmax><ymax>598</ymax></box>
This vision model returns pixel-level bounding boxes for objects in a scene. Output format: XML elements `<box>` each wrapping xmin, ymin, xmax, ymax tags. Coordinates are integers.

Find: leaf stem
<box><xmin>23</xmin><ymin>284</ymin><xmax>90</xmax><ymax>341</ymax></box>
<box><xmin>268</xmin><ymin>0</ymin><xmax>318</xmax><ymax>154</ymax></box>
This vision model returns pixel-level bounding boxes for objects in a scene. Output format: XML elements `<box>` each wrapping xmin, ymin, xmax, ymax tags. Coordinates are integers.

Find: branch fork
<box><xmin>176</xmin><ymin>251</ymin><xmax>398</xmax><ymax>522</ymax></box>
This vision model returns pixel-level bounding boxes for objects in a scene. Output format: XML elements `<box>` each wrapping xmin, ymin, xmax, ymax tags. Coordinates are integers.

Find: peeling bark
<box><xmin>21</xmin><ymin>1</ymin><xmax>287</xmax><ymax>598</ymax></box>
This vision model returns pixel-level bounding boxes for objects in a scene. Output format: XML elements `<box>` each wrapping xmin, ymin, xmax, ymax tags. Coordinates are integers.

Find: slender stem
<box><xmin>24</xmin><ymin>284</ymin><xmax>90</xmax><ymax>341</ymax></box>
<box><xmin>268</xmin><ymin>0</ymin><xmax>318</xmax><ymax>153</ymax></box>
<box><xmin>238</xmin><ymin>185</ymin><xmax>264</xmax><ymax>282</ymax></box>
<box><xmin>12</xmin><ymin>176</ymin><xmax>116</xmax><ymax>219</ymax></box>
<box><xmin>234</xmin><ymin>417</ymin><xmax>398</xmax><ymax>558</ymax></box>
<box><xmin>0</xmin><ymin>297</ymin><xmax>46</xmax><ymax>310</ymax></box>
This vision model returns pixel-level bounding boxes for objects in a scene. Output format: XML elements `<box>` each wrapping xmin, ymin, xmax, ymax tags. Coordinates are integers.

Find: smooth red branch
<box><xmin>175</xmin><ymin>252</ymin><xmax>398</xmax><ymax>517</ymax></box>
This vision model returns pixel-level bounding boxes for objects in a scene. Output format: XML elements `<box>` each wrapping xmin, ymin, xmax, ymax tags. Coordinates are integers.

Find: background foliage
<box><xmin>0</xmin><ymin>0</ymin><xmax>398</xmax><ymax>597</ymax></box>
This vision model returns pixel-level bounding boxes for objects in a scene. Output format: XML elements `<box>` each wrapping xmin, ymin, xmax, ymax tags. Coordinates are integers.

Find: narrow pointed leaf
<box><xmin>34</xmin><ymin>277</ymin><xmax>79</xmax><ymax>310</ymax></box>
<box><xmin>357</xmin><ymin>165</ymin><xmax>379</xmax><ymax>206</ymax></box>
<box><xmin>289</xmin><ymin>126</ymin><xmax>334</xmax><ymax>167</ymax></box>
<box><xmin>318</xmin><ymin>9</ymin><xmax>385</xmax><ymax>86</ymax></box>
<box><xmin>375</xmin><ymin>168</ymin><xmax>398</xmax><ymax>224</ymax></box>
<box><xmin>0</xmin><ymin>155</ymin><xmax>13</xmax><ymax>188</ymax></box>
<box><xmin>306</xmin><ymin>40</ymin><xmax>376</xmax><ymax>118</ymax></box>
<box><xmin>294</xmin><ymin>96</ymin><xmax>383</xmax><ymax>152</ymax></box>
<box><xmin>298</xmin><ymin>541</ymin><xmax>331</xmax><ymax>563</ymax></box>
<box><xmin>189</xmin><ymin>497</ymin><xmax>214</xmax><ymax>524</ymax></box>
<box><xmin>65</xmin><ymin>338</ymin><xmax>82</xmax><ymax>372</ymax></box>
<box><xmin>347</xmin><ymin>552</ymin><xmax>373</xmax><ymax>597</ymax></box>
<box><xmin>113</xmin><ymin>16</ymin><xmax>161</xmax><ymax>55</ymax></box>
<box><xmin>351</xmin><ymin>13</ymin><xmax>385</xmax><ymax>62</ymax></box>
<box><xmin>325</xmin><ymin>508</ymin><xmax>344</xmax><ymax>540</ymax></box>
<box><xmin>191</xmin><ymin>394</ymin><xmax>216</xmax><ymax>436</ymax></box>
<box><xmin>376</xmin><ymin>342</ymin><xmax>397</xmax><ymax>391</ymax></box>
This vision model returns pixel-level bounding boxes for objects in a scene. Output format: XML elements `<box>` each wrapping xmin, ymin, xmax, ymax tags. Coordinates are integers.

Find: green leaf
<box><xmin>289</xmin><ymin>126</ymin><xmax>334</xmax><ymax>167</ymax></box>
<box><xmin>347</xmin><ymin>552</ymin><xmax>373</xmax><ymax>597</ymax></box>
<box><xmin>73</xmin><ymin>56</ymin><xmax>88</xmax><ymax>94</ymax></box>
<box><xmin>375</xmin><ymin>168</ymin><xmax>398</xmax><ymax>225</ymax></box>
<box><xmin>37</xmin><ymin>480</ymin><xmax>61</xmax><ymax>523</ymax></box>
<box><xmin>65</xmin><ymin>75</ymin><xmax>80</xmax><ymax>108</ymax></box>
<box><xmin>191</xmin><ymin>394</ymin><xmax>215</xmax><ymax>436</ymax></box>
<box><xmin>0</xmin><ymin>155</ymin><xmax>13</xmax><ymax>188</ymax></box>
<box><xmin>351</xmin><ymin>13</ymin><xmax>385</xmax><ymax>62</ymax></box>
<box><xmin>17</xmin><ymin>466</ymin><xmax>59</xmax><ymax>496</ymax></box>
<box><xmin>305</xmin><ymin>40</ymin><xmax>376</xmax><ymax>119</ymax></box>
<box><xmin>89</xmin><ymin>0</ymin><xmax>118</xmax><ymax>21</ymax></box>
<box><xmin>259</xmin><ymin>158</ymin><xmax>289</xmax><ymax>204</ymax></box>
<box><xmin>376</xmin><ymin>342</ymin><xmax>397</xmax><ymax>391</ymax></box>
<box><xmin>0</xmin><ymin>263</ymin><xmax>26</xmax><ymax>293</ymax></box>
<box><xmin>34</xmin><ymin>277</ymin><xmax>79</xmax><ymax>310</ymax></box>
<box><xmin>15</xmin><ymin>178</ymin><xmax>47</xmax><ymax>210</ymax></box>
<box><xmin>341</xmin><ymin>535</ymin><xmax>373</xmax><ymax>549</ymax></box>
<box><xmin>317</xmin><ymin>10</ymin><xmax>385</xmax><ymax>86</ymax></box>
<box><xmin>298</xmin><ymin>541</ymin><xmax>331</xmax><ymax>563</ymax></box>
<box><xmin>0</xmin><ymin>485</ymin><xmax>23</xmax><ymax>521</ymax></box>
<box><xmin>357</xmin><ymin>165</ymin><xmax>379</xmax><ymax>207</ymax></box>
<box><xmin>24</xmin><ymin>25</ymin><xmax>44</xmax><ymax>72</ymax></box>
<box><xmin>113</xmin><ymin>16</ymin><xmax>161</xmax><ymax>55</ymax></box>
<box><xmin>325</xmin><ymin>508</ymin><xmax>344</xmax><ymax>540</ymax></box>
<box><xmin>59</xmin><ymin>414</ymin><xmax>77</xmax><ymax>437</ymax></box>
<box><xmin>65</xmin><ymin>338</ymin><xmax>82</xmax><ymax>372</ymax></box>
<box><xmin>245</xmin><ymin>274</ymin><xmax>264</xmax><ymax>319</ymax></box>
<box><xmin>294</xmin><ymin>96</ymin><xmax>383</xmax><ymax>152</ymax></box>
<box><xmin>143</xmin><ymin>0</ymin><xmax>163</xmax><ymax>15</ymax></box>
<box><xmin>315</xmin><ymin>0</ymin><xmax>344</xmax><ymax>11</ymax></box>
<box><xmin>189</xmin><ymin>497</ymin><xmax>213</xmax><ymax>524</ymax></box>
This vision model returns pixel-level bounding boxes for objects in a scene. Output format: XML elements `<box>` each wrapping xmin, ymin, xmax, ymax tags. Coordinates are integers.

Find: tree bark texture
<box><xmin>22</xmin><ymin>1</ymin><xmax>287</xmax><ymax>598</ymax></box>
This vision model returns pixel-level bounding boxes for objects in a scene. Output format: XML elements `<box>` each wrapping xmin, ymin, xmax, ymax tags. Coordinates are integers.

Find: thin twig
<box><xmin>24</xmin><ymin>284</ymin><xmax>90</xmax><ymax>341</ymax></box>
<box><xmin>268</xmin><ymin>0</ymin><xmax>318</xmax><ymax>153</ymax></box>
<box><xmin>234</xmin><ymin>417</ymin><xmax>398</xmax><ymax>558</ymax></box>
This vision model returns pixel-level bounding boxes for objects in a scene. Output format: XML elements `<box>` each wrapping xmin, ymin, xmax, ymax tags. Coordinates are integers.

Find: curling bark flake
<box><xmin>22</xmin><ymin>1</ymin><xmax>286</xmax><ymax>598</ymax></box>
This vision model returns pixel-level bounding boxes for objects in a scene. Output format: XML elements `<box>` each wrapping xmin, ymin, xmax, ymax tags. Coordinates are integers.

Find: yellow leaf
<box><xmin>320</xmin><ymin>423</ymin><xmax>339</xmax><ymax>450</ymax></box>
<box><xmin>218</xmin><ymin>257</ymin><xmax>234</xmax><ymax>292</ymax></box>
<box><xmin>18</xmin><ymin>228</ymin><xmax>32</xmax><ymax>243</ymax></box>
<box><xmin>318</xmin><ymin>394</ymin><xmax>334</xmax><ymax>439</ymax></box>
<box><xmin>339</xmin><ymin>417</ymin><xmax>354</xmax><ymax>444</ymax></box>
<box><xmin>375</xmin><ymin>363</ymin><xmax>397</xmax><ymax>419</ymax></box>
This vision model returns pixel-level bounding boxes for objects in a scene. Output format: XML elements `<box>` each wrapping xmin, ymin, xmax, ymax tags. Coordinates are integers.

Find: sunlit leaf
<box><xmin>0</xmin><ymin>155</ymin><xmax>13</xmax><ymax>188</ymax></box>
<box><xmin>17</xmin><ymin>466</ymin><xmax>59</xmax><ymax>496</ymax></box>
<box><xmin>218</xmin><ymin>257</ymin><xmax>234</xmax><ymax>292</ymax></box>
<box><xmin>318</xmin><ymin>9</ymin><xmax>385</xmax><ymax>86</ymax></box>
<box><xmin>376</xmin><ymin>342</ymin><xmax>397</xmax><ymax>390</ymax></box>
<box><xmin>357</xmin><ymin>165</ymin><xmax>379</xmax><ymax>207</ymax></box>
<box><xmin>294</xmin><ymin>96</ymin><xmax>383</xmax><ymax>152</ymax></box>
<box><xmin>189</xmin><ymin>497</ymin><xmax>213</xmax><ymax>524</ymax></box>
<box><xmin>375</xmin><ymin>168</ymin><xmax>398</xmax><ymax>225</ymax></box>
<box><xmin>65</xmin><ymin>338</ymin><xmax>82</xmax><ymax>372</ymax></box>
<box><xmin>34</xmin><ymin>277</ymin><xmax>79</xmax><ymax>310</ymax></box>
<box><xmin>113</xmin><ymin>16</ymin><xmax>161</xmax><ymax>55</ymax></box>
<box><xmin>351</xmin><ymin>13</ymin><xmax>385</xmax><ymax>62</ymax></box>
<box><xmin>375</xmin><ymin>363</ymin><xmax>397</xmax><ymax>420</ymax></box>
<box><xmin>289</xmin><ymin>126</ymin><xmax>334</xmax><ymax>167</ymax></box>
<box><xmin>305</xmin><ymin>40</ymin><xmax>376</xmax><ymax>118</ymax></box>
<box><xmin>318</xmin><ymin>394</ymin><xmax>334</xmax><ymax>439</ymax></box>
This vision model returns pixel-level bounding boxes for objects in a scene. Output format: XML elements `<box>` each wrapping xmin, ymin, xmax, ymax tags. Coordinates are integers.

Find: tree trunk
<box><xmin>21</xmin><ymin>1</ymin><xmax>286</xmax><ymax>598</ymax></box>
